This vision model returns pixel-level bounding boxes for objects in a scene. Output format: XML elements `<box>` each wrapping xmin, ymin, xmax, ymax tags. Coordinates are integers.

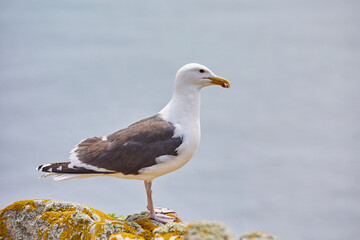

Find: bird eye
<box><xmin>199</xmin><ymin>69</ymin><xmax>205</xmax><ymax>73</ymax></box>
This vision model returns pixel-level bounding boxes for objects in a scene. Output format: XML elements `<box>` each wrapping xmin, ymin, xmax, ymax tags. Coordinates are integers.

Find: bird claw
<box><xmin>154</xmin><ymin>207</ymin><xmax>176</xmax><ymax>214</ymax></box>
<box><xmin>146</xmin><ymin>206</ymin><xmax>177</xmax><ymax>223</ymax></box>
<box><xmin>150</xmin><ymin>213</ymin><xmax>176</xmax><ymax>223</ymax></box>
<box><xmin>147</xmin><ymin>206</ymin><xmax>176</xmax><ymax>214</ymax></box>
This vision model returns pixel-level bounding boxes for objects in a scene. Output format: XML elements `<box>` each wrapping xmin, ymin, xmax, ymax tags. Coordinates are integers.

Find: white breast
<box><xmin>136</xmin><ymin>73</ymin><xmax>203</xmax><ymax>180</ymax></box>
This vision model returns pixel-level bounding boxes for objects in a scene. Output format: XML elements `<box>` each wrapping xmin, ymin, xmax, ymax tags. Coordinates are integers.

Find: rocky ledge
<box><xmin>0</xmin><ymin>199</ymin><xmax>277</xmax><ymax>240</ymax></box>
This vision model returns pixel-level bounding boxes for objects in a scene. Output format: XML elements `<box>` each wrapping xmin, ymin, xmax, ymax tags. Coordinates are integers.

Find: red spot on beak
<box><xmin>222</xmin><ymin>83</ymin><xmax>229</xmax><ymax>88</ymax></box>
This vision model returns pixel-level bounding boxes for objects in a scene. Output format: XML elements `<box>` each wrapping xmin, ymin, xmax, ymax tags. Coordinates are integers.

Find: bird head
<box><xmin>175</xmin><ymin>63</ymin><xmax>230</xmax><ymax>90</ymax></box>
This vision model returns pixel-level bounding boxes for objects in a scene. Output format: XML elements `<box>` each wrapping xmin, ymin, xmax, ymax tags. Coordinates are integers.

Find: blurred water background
<box><xmin>1</xmin><ymin>0</ymin><xmax>359</xmax><ymax>239</ymax></box>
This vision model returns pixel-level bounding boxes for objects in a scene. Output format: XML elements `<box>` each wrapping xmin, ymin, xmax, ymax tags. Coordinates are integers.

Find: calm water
<box><xmin>1</xmin><ymin>0</ymin><xmax>359</xmax><ymax>239</ymax></box>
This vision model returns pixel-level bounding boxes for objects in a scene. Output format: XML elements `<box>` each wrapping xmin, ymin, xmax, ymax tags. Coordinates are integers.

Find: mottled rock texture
<box><xmin>240</xmin><ymin>231</ymin><xmax>279</xmax><ymax>240</ymax></box>
<box><xmin>0</xmin><ymin>199</ymin><xmax>238</xmax><ymax>240</ymax></box>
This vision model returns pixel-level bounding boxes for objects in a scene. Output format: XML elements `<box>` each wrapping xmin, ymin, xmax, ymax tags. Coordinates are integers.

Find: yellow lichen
<box><xmin>135</xmin><ymin>219</ymin><xmax>157</xmax><ymax>231</ymax></box>
<box><xmin>167</xmin><ymin>214</ymin><xmax>182</xmax><ymax>223</ymax></box>
<box><xmin>0</xmin><ymin>216</ymin><xmax>8</xmax><ymax>238</ymax></box>
<box><xmin>37</xmin><ymin>228</ymin><xmax>49</xmax><ymax>239</ymax></box>
<box><xmin>184</xmin><ymin>221</ymin><xmax>235</xmax><ymax>240</ymax></box>
<box><xmin>112</xmin><ymin>221</ymin><xmax>142</xmax><ymax>236</ymax></box>
<box><xmin>39</xmin><ymin>207</ymin><xmax>94</xmax><ymax>239</ymax></box>
<box><xmin>89</xmin><ymin>206</ymin><xmax>115</xmax><ymax>220</ymax></box>
<box><xmin>1</xmin><ymin>199</ymin><xmax>189</xmax><ymax>240</ymax></box>
<box><xmin>36</xmin><ymin>201</ymin><xmax>122</xmax><ymax>239</ymax></box>
<box><xmin>153</xmin><ymin>222</ymin><xmax>187</xmax><ymax>240</ymax></box>
<box><xmin>155</xmin><ymin>231</ymin><xmax>183</xmax><ymax>240</ymax></box>
<box><xmin>25</xmin><ymin>201</ymin><xmax>37</xmax><ymax>212</ymax></box>
<box><xmin>120</xmin><ymin>213</ymin><xmax>184</xmax><ymax>240</ymax></box>
<box><xmin>240</xmin><ymin>231</ymin><xmax>278</xmax><ymax>240</ymax></box>
<box><xmin>108</xmin><ymin>232</ymin><xmax>145</xmax><ymax>240</ymax></box>
<box><xmin>134</xmin><ymin>219</ymin><xmax>159</xmax><ymax>239</ymax></box>
<box><xmin>114</xmin><ymin>222</ymin><xmax>135</xmax><ymax>234</ymax></box>
<box><xmin>81</xmin><ymin>207</ymin><xmax>105</xmax><ymax>221</ymax></box>
<box><xmin>1</xmin><ymin>200</ymin><xmax>36</xmax><ymax>213</ymax></box>
<box><xmin>91</xmin><ymin>222</ymin><xmax>105</xmax><ymax>239</ymax></box>
<box><xmin>249</xmin><ymin>232</ymin><xmax>259</xmax><ymax>239</ymax></box>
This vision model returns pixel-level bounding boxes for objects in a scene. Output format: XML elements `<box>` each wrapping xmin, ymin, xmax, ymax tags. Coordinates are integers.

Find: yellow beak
<box><xmin>209</xmin><ymin>76</ymin><xmax>231</xmax><ymax>88</ymax></box>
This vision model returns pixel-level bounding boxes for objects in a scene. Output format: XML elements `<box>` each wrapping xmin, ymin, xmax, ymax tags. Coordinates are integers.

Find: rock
<box><xmin>240</xmin><ymin>231</ymin><xmax>279</xmax><ymax>240</ymax></box>
<box><xmin>0</xmin><ymin>199</ymin><xmax>239</xmax><ymax>240</ymax></box>
<box><xmin>183</xmin><ymin>221</ymin><xmax>236</xmax><ymax>240</ymax></box>
<box><xmin>152</xmin><ymin>222</ymin><xmax>188</xmax><ymax>240</ymax></box>
<box><xmin>0</xmin><ymin>199</ymin><xmax>141</xmax><ymax>239</ymax></box>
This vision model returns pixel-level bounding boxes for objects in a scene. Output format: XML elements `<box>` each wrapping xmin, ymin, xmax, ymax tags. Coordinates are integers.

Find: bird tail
<box><xmin>37</xmin><ymin>162</ymin><xmax>112</xmax><ymax>181</ymax></box>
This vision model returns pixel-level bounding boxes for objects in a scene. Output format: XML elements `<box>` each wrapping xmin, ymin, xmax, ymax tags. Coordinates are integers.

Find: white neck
<box><xmin>159</xmin><ymin>84</ymin><xmax>201</xmax><ymax>126</ymax></box>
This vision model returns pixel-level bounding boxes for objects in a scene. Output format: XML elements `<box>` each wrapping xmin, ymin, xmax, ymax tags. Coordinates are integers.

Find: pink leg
<box><xmin>144</xmin><ymin>180</ymin><xmax>175</xmax><ymax>223</ymax></box>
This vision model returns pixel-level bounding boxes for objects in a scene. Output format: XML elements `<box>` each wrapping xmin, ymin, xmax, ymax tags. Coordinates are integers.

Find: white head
<box><xmin>174</xmin><ymin>63</ymin><xmax>230</xmax><ymax>91</ymax></box>
<box><xmin>160</xmin><ymin>63</ymin><xmax>230</xmax><ymax>122</ymax></box>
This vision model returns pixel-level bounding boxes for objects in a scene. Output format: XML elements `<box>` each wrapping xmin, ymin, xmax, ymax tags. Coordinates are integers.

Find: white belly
<box><xmin>136</xmin><ymin>134</ymin><xmax>200</xmax><ymax>180</ymax></box>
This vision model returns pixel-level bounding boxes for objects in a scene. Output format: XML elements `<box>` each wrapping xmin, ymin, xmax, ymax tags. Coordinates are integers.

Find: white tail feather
<box><xmin>40</xmin><ymin>172</ymin><xmax>110</xmax><ymax>181</ymax></box>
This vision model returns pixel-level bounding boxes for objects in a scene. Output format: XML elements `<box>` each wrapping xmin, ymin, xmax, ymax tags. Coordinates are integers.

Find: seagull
<box><xmin>37</xmin><ymin>63</ymin><xmax>230</xmax><ymax>223</ymax></box>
